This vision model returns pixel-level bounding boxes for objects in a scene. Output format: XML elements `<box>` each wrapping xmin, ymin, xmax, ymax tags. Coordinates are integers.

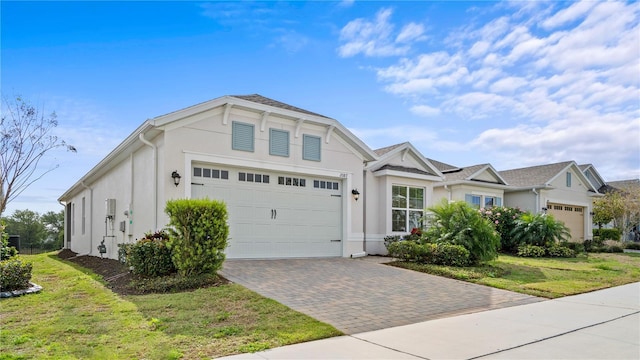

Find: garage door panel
<box><xmin>548</xmin><ymin>203</ymin><xmax>584</xmax><ymax>241</ymax></box>
<box><xmin>192</xmin><ymin>168</ymin><xmax>342</xmax><ymax>258</ymax></box>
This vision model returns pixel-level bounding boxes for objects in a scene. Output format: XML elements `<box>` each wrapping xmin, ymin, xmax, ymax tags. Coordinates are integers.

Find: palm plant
<box><xmin>511</xmin><ymin>213</ymin><xmax>571</xmax><ymax>247</ymax></box>
<box><xmin>425</xmin><ymin>200</ymin><xmax>500</xmax><ymax>264</ymax></box>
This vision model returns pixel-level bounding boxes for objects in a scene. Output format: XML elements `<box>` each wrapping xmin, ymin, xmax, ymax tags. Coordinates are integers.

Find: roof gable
<box><xmin>370</xmin><ymin>142</ymin><xmax>443</xmax><ymax>179</ymax></box>
<box><xmin>499</xmin><ymin>160</ymin><xmax>598</xmax><ymax>192</ymax></box>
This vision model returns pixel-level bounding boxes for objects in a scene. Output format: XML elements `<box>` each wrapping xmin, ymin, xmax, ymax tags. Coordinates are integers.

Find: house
<box><xmin>432</xmin><ymin>162</ymin><xmax>510</xmax><ymax>208</ymax></box>
<box><xmin>498</xmin><ymin>161</ymin><xmax>603</xmax><ymax>241</ymax></box>
<box><xmin>59</xmin><ymin>94</ymin><xmax>377</xmax><ymax>259</ymax></box>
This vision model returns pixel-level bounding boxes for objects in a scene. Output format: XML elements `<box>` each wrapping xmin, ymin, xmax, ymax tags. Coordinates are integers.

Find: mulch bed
<box><xmin>56</xmin><ymin>249</ymin><xmax>228</xmax><ymax>296</ymax></box>
<box><xmin>57</xmin><ymin>249</ymin><xmax>142</xmax><ymax>295</ymax></box>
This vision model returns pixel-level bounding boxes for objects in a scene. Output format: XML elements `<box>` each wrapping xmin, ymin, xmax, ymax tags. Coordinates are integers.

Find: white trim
<box><xmin>373</xmin><ymin>169</ymin><xmax>443</xmax><ymax>182</ymax></box>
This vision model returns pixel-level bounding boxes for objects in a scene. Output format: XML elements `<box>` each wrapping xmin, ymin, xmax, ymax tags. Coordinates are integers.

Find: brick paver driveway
<box><xmin>220</xmin><ymin>257</ymin><xmax>542</xmax><ymax>334</ymax></box>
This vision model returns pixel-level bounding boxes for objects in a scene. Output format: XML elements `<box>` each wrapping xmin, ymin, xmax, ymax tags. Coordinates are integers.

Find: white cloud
<box><xmin>338</xmin><ymin>8</ymin><xmax>425</xmax><ymax>57</ymax></box>
<box><xmin>410</xmin><ymin>105</ymin><xmax>441</xmax><ymax>117</ymax></box>
<box><xmin>341</xmin><ymin>1</ymin><xmax>640</xmax><ymax>179</ymax></box>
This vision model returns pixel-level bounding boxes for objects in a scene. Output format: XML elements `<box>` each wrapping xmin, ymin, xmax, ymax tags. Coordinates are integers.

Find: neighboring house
<box><xmin>598</xmin><ymin>179</ymin><xmax>640</xmax><ymax>241</ymax></box>
<box><xmin>364</xmin><ymin>142</ymin><xmax>444</xmax><ymax>254</ymax></box>
<box><xmin>59</xmin><ymin>94</ymin><xmax>377</xmax><ymax>259</ymax></box>
<box><xmin>432</xmin><ymin>162</ymin><xmax>510</xmax><ymax>209</ymax></box>
<box><xmin>498</xmin><ymin>161</ymin><xmax>603</xmax><ymax>241</ymax></box>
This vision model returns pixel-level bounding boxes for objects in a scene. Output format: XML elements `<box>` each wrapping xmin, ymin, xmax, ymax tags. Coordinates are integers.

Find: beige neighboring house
<box><xmin>499</xmin><ymin>161</ymin><xmax>603</xmax><ymax>241</ymax></box>
<box><xmin>431</xmin><ymin>161</ymin><xmax>510</xmax><ymax>208</ymax></box>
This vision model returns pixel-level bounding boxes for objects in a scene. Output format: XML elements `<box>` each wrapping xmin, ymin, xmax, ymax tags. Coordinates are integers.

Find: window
<box><xmin>278</xmin><ymin>176</ymin><xmax>306</xmax><ymax>187</ymax></box>
<box><xmin>269</xmin><ymin>129</ymin><xmax>289</xmax><ymax>157</ymax></box>
<box><xmin>566</xmin><ymin>172</ymin><xmax>572</xmax><ymax>187</ymax></box>
<box><xmin>465</xmin><ymin>194</ymin><xmax>481</xmax><ymax>208</ymax></box>
<box><xmin>239</xmin><ymin>172</ymin><xmax>269</xmax><ymax>184</ymax></box>
<box><xmin>81</xmin><ymin>197</ymin><xmax>86</xmax><ymax>235</ymax></box>
<box><xmin>392</xmin><ymin>185</ymin><xmax>424</xmax><ymax>232</ymax></box>
<box><xmin>313</xmin><ymin>180</ymin><xmax>338</xmax><ymax>190</ymax></box>
<box><xmin>193</xmin><ymin>167</ymin><xmax>228</xmax><ymax>180</ymax></box>
<box><xmin>303</xmin><ymin>134</ymin><xmax>321</xmax><ymax>161</ymax></box>
<box><xmin>232</xmin><ymin>121</ymin><xmax>254</xmax><ymax>152</ymax></box>
<box><xmin>465</xmin><ymin>194</ymin><xmax>502</xmax><ymax>208</ymax></box>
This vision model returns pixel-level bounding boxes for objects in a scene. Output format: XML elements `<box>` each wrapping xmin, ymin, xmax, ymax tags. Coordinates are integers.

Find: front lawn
<box><xmin>390</xmin><ymin>253</ymin><xmax>640</xmax><ymax>298</ymax></box>
<box><xmin>0</xmin><ymin>253</ymin><xmax>341</xmax><ymax>359</ymax></box>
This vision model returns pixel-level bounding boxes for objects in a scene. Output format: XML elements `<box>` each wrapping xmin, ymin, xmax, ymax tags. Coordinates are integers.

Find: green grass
<box><xmin>390</xmin><ymin>253</ymin><xmax>640</xmax><ymax>298</ymax></box>
<box><xmin>0</xmin><ymin>253</ymin><xmax>341</xmax><ymax>359</ymax></box>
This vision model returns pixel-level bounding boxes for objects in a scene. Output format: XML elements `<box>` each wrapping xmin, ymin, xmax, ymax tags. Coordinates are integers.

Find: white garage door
<box><xmin>191</xmin><ymin>165</ymin><xmax>343</xmax><ymax>258</ymax></box>
<box><xmin>548</xmin><ymin>203</ymin><xmax>585</xmax><ymax>241</ymax></box>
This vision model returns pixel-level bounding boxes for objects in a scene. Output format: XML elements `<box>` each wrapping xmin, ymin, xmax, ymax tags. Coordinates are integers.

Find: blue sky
<box><xmin>2</xmin><ymin>0</ymin><xmax>639</xmax><ymax>216</ymax></box>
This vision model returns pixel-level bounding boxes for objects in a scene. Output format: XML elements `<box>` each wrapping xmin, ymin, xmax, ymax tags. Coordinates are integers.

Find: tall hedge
<box><xmin>165</xmin><ymin>198</ymin><xmax>229</xmax><ymax>276</ymax></box>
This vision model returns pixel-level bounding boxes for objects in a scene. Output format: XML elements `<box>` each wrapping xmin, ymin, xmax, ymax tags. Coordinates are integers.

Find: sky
<box><xmin>2</xmin><ymin>0</ymin><xmax>639</xmax><ymax>216</ymax></box>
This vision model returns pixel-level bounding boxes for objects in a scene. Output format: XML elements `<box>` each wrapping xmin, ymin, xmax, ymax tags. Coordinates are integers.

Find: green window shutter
<box><xmin>269</xmin><ymin>129</ymin><xmax>290</xmax><ymax>157</ymax></box>
<box><xmin>303</xmin><ymin>134</ymin><xmax>321</xmax><ymax>161</ymax></box>
<box><xmin>232</xmin><ymin>121</ymin><xmax>254</xmax><ymax>152</ymax></box>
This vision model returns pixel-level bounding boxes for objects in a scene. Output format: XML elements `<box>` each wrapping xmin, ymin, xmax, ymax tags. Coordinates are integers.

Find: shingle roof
<box><xmin>374</xmin><ymin>164</ymin><xmax>437</xmax><ymax>176</ymax></box>
<box><xmin>608</xmin><ymin>179</ymin><xmax>640</xmax><ymax>190</ymax></box>
<box><xmin>443</xmin><ymin>164</ymin><xmax>493</xmax><ymax>181</ymax></box>
<box><xmin>374</xmin><ymin>142</ymin><xmax>408</xmax><ymax>156</ymax></box>
<box><xmin>230</xmin><ymin>94</ymin><xmax>332</xmax><ymax>119</ymax></box>
<box><xmin>427</xmin><ymin>158</ymin><xmax>459</xmax><ymax>172</ymax></box>
<box><xmin>499</xmin><ymin>161</ymin><xmax>574</xmax><ymax>187</ymax></box>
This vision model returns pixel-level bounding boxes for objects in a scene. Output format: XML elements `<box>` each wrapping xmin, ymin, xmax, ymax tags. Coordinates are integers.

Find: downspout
<box><xmin>139</xmin><ymin>133</ymin><xmax>157</xmax><ymax>230</ymax></box>
<box><xmin>532</xmin><ymin>188</ymin><xmax>539</xmax><ymax>213</ymax></box>
<box><xmin>81</xmin><ymin>181</ymin><xmax>93</xmax><ymax>255</ymax></box>
<box><xmin>58</xmin><ymin>200</ymin><xmax>66</xmax><ymax>249</ymax></box>
<box><xmin>362</xmin><ymin>168</ymin><xmax>367</xmax><ymax>253</ymax></box>
<box><xmin>444</xmin><ymin>184</ymin><xmax>451</xmax><ymax>202</ymax></box>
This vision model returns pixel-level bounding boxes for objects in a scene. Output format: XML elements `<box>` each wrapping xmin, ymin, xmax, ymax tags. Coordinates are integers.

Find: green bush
<box><xmin>383</xmin><ymin>235</ymin><xmax>402</xmax><ymax>249</ymax></box>
<box><xmin>1</xmin><ymin>258</ymin><xmax>33</xmax><ymax>291</ymax></box>
<box><xmin>561</xmin><ymin>241</ymin><xmax>585</xmax><ymax>254</ymax></box>
<box><xmin>605</xmin><ymin>245</ymin><xmax>624</xmax><ymax>253</ymax></box>
<box><xmin>593</xmin><ymin>228</ymin><xmax>621</xmax><ymax>241</ymax></box>
<box><xmin>546</xmin><ymin>244</ymin><xmax>576</xmax><ymax>258</ymax></box>
<box><xmin>426</xmin><ymin>200</ymin><xmax>500</xmax><ymax>264</ymax></box>
<box><xmin>0</xmin><ymin>221</ymin><xmax>18</xmax><ymax>261</ymax></box>
<box><xmin>624</xmin><ymin>242</ymin><xmax>640</xmax><ymax>250</ymax></box>
<box><xmin>165</xmin><ymin>198</ymin><xmax>229</xmax><ymax>276</ymax></box>
<box><xmin>511</xmin><ymin>213</ymin><xmax>571</xmax><ymax>247</ymax></box>
<box><xmin>387</xmin><ymin>241</ymin><xmax>421</xmax><ymax>261</ymax></box>
<box><xmin>122</xmin><ymin>230</ymin><xmax>176</xmax><ymax>277</ymax></box>
<box><xmin>517</xmin><ymin>244</ymin><xmax>546</xmax><ymax>257</ymax></box>
<box><xmin>479</xmin><ymin>206</ymin><xmax>524</xmax><ymax>253</ymax></box>
<box><xmin>433</xmin><ymin>244</ymin><xmax>470</xmax><ymax>267</ymax></box>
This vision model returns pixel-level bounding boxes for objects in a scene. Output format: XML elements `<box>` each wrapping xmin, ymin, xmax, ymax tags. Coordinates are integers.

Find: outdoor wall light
<box><xmin>352</xmin><ymin>189</ymin><xmax>360</xmax><ymax>201</ymax></box>
<box><xmin>171</xmin><ymin>170</ymin><xmax>181</xmax><ymax>187</ymax></box>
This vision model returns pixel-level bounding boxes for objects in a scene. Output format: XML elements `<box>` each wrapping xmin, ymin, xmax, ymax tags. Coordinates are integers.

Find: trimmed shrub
<box><xmin>517</xmin><ymin>244</ymin><xmax>546</xmax><ymax>258</ymax></box>
<box><xmin>426</xmin><ymin>200</ymin><xmax>500</xmax><ymax>264</ymax></box>
<box><xmin>624</xmin><ymin>242</ymin><xmax>640</xmax><ymax>250</ymax></box>
<box><xmin>511</xmin><ymin>213</ymin><xmax>571</xmax><ymax>247</ymax></box>
<box><xmin>386</xmin><ymin>241</ymin><xmax>421</xmax><ymax>261</ymax></box>
<box><xmin>122</xmin><ymin>230</ymin><xmax>176</xmax><ymax>277</ymax></box>
<box><xmin>546</xmin><ymin>244</ymin><xmax>576</xmax><ymax>258</ymax></box>
<box><xmin>384</xmin><ymin>235</ymin><xmax>402</xmax><ymax>249</ymax></box>
<box><xmin>593</xmin><ymin>228</ymin><xmax>621</xmax><ymax>241</ymax></box>
<box><xmin>165</xmin><ymin>198</ymin><xmax>229</xmax><ymax>276</ymax></box>
<box><xmin>1</xmin><ymin>258</ymin><xmax>33</xmax><ymax>291</ymax></box>
<box><xmin>433</xmin><ymin>244</ymin><xmax>470</xmax><ymax>267</ymax></box>
<box><xmin>605</xmin><ymin>245</ymin><xmax>624</xmax><ymax>253</ymax></box>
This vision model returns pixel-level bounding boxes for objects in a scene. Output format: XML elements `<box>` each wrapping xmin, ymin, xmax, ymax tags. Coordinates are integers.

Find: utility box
<box><xmin>105</xmin><ymin>199</ymin><xmax>116</xmax><ymax>219</ymax></box>
<box><xmin>119</xmin><ymin>221</ymin><xmax>126</xmax><ymax>232</ymax></box>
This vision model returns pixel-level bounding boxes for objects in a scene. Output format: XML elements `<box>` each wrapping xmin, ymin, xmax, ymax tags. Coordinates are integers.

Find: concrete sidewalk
<box><xmin>218</xmin><ymin>282</ymin><xmax>639</xmax><ymax>359</ymax></box>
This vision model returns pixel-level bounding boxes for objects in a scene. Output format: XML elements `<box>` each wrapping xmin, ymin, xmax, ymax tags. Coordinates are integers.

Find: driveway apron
<box><xmin>220</xmin><ymin>257</ymin><xmax>542</xmax><ymax>334</ymax></box>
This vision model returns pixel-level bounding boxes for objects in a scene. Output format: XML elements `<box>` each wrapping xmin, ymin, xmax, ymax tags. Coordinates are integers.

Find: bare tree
<box><xmin>0</xmin><ymin>95</ymin><xmax>76</xmax><ymax>215</ymax></box>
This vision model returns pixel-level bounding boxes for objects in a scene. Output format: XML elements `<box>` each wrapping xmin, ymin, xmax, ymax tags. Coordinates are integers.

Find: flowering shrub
<box><xmin>479</xmin><ymin>206</ymin><xmax>524</xmax><ymax>253</ymax></box>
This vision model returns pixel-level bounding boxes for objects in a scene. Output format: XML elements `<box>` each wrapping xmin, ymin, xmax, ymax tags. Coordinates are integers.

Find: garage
<box><xmin>191</xmin><ymin>165</ymin><xmax>343</xmax><ymax>259</ymax></box>
<box><xmin>548</xmin><ymin>203</ymin><xmax>585</xmax><ymax>241</ymax></box>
